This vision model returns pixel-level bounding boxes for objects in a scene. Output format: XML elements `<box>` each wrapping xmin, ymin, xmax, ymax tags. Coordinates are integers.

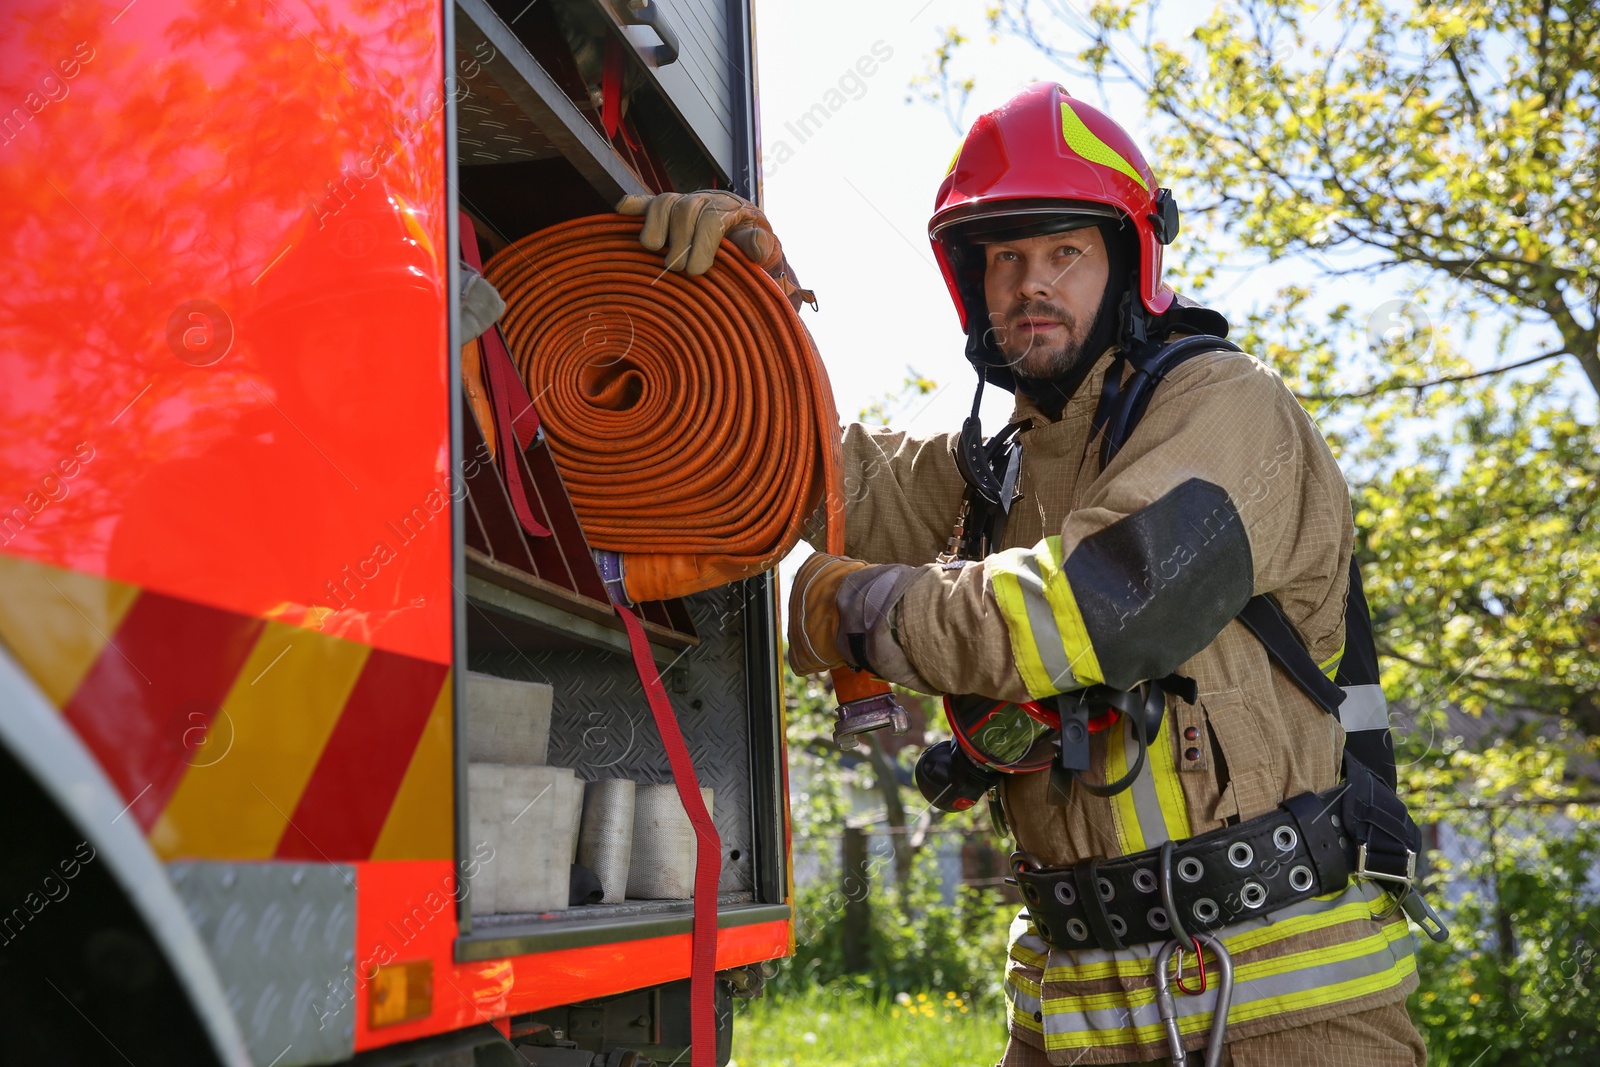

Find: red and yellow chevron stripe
<box><xmin>0</xmin><ymin>553</ymin><xmax>452</xmax><ymax>862</ymax></box>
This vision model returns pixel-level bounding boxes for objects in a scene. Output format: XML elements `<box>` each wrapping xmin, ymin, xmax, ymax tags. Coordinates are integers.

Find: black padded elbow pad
<box><xmin>1062</xmin><ymin>478</ymin><xmax>1254</xmax><ymax>688</ymax></box>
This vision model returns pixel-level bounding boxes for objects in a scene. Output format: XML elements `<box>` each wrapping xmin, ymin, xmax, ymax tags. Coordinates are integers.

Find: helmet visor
<box><xmin>931</xmin><ymin>198</ymin><xmax>1124</xmax><ymax>247</ymax></box>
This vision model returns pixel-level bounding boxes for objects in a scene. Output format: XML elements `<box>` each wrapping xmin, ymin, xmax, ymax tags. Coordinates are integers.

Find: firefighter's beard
<box><xmin>994</xmin><ymin>300</ymin><xmax>1092</xmax><ymax>380</ymax></box>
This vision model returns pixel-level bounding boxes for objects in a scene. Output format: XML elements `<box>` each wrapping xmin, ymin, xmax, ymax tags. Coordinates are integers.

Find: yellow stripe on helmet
<box><xmin>1059</xmin><ymin>102</ymin><xmax>1149</xmax><ymax>191</ymax></box>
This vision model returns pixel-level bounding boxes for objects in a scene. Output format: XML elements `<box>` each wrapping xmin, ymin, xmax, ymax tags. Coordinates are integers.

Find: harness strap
<box><xmin>1093</xmin><ymin>332</ymin><xmax>1401</xmax><ymax>793</ymax></box>
<box><xmin>1236</xmin><ymin>594</ymin><xmax>1346</xmax><ymax>716</ymax></box>
<box><xmin>1072</xmin><ymin>858</ymin><xmax>1125</xmax><ymax>950</ymax></box>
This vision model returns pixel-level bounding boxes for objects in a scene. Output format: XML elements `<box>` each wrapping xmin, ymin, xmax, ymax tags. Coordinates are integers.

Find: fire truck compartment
<box><xmin>447</xmin><ymin>0</ymin><xmax>786</xmax><ymax>960</ymax></box>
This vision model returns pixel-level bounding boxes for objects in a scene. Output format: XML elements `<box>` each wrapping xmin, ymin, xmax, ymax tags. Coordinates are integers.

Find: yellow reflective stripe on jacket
<box><xmin>988</xmin><ymin>536</ymin><xmax>1103</xmax><ymax>697</ymax></box>
<box><xmin>1320</xmin><ymin>642</ymin><xmax>1345</xmax><ymax>679</ymax></box>
<box><xmin>1006</xmin><ymin>915</ymin><xmax>1416</xmax><ymax>1049</ymax></box>
<box><xmin>1008</xmin><ymin>884</ymin><xmax>1387</xmax><ymax>980</ymax></box>
<box><xmin>1107</xmin><ymin>712</ymin><xmax>1191</xmax><ymax>853</ymax></box>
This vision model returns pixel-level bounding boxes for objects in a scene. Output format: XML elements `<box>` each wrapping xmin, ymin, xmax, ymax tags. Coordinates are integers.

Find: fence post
<box><xmin>841</xmin><ymin>825</ymin><xmax>870</xmax><ymax>972</ymax></box>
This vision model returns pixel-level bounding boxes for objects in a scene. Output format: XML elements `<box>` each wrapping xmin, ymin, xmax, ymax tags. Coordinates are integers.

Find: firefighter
<box><xmin>626</xmin><ymin>83</ymin><xmax>1427</xmax><ymax>1065</ymax></box>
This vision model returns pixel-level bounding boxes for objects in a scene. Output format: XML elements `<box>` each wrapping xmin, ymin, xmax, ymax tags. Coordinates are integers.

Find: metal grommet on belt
<box><xmin>1054</xmin><ymin>881</ymin><xmax>1077</xmax><ymax>906</ymax></box>
<box><xmin>1097</xmin><ymin>876</ymin><xmax>1115</xmax><ymax>902</ymax></box>
<box><xmin>1148</xmin><ymin>906</ymin><xmax>1170</xmax><ymax>931</ymax></box>
<box><xmin>1274</xmin><ymin>825</ymin><xmax>1298</xmax><ymax>851</ymax></box>
<box><xmin>1228</xmin><ymin>842</ymin><xmax>1254</xmax><ymax>869</ymax></box>
<box><xmin>1132</xmin><ymin>867</ymin><xmax>1158</xmax><ymax>894</ymax></box>
<box><xmin>1109</xmin><ymin>914</ymin><xmax>1127</xmax><ymax>938</ymax></box>
<box><xmin>1193</xmin><ymin>897</ymin><xmax>1220</xmax><ymax>923</ymax></box>
<box><xmin>1240</xmin><ymin>881</ymin><xmax>1268</xmax><ymax>909</ymax></box>
<box><xmin>1065</xmin><ymin>918</ymin><xmax>1088</xmax><ymax>942</ymax></box>
<box><xmin>1289</xmin><ymin>864</ymin><xmax>1315</xmax><ymax>892</ymax></box>
<box><xmin>1177</xmin><ymin>856</ymin><xmax>1205</xmax><ymax>883</ymax></box>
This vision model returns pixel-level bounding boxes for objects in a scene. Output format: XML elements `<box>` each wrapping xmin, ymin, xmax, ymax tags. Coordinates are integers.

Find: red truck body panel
<box><xmin>1</xmin><ymin>0</ymin><xmax>789</xmax><ymax>1057</ymax></box>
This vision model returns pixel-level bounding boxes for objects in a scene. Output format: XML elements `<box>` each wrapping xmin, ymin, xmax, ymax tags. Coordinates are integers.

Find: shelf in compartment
<box><xmin>455</xmin><ymin>0</ymin><xmax>649</xmax><ymax>201</ymax></box>
<box><xmin>455</xmin><ymin>895</ymin><xmax>786</xmax><ymax>961</ymax></box>
<box><xmin>466</xmin><ymin>553</ymin><xmax>692</xmax><ymax>667</ymax></box>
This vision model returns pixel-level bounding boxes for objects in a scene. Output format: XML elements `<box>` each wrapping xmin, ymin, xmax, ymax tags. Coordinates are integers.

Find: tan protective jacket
<box><xmin>829</xmin><ymin>346</ymin><xmax>1418</xmax><ymax>1063</ymax></box>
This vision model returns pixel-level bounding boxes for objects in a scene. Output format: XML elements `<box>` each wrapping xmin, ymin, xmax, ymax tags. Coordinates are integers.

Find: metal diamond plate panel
<box><xmin>469</xmin><ymin>585</ymin><xmax>755</xmax><ymax>895</ymax></box>
<box><xmin>167</xmin><ymin>862</ymin><xmax>356</xmax><ymax>1067</ymax></box>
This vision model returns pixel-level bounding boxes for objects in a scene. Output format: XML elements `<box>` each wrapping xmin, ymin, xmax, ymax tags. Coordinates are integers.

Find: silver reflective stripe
<box><xmin>1034</xmin><ymin>924</ymin><xmax>1415</xmax><ymax>1037</ymax></box>
<box><xmin>1007</xmin><ymin>981</ymin><xmax>1043</xmax><ymax>1017</ymax></box>
<box><xmin>1339</xmin><ymin>684</ymin><xmax>1390</xmax><ymax>733</ymax></box>
<box><xmin>1125</xmin><ymin>713</ymin><xmax>1172</xmax><ymax>848</ymax></box>
<box><xmin>1011</xmin><ymin>555</ymin><xmax>1081</xmax><ymax>691</ymax></box>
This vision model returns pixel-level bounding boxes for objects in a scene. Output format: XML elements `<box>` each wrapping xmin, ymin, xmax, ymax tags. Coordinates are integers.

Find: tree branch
<box><xmin>1297</xmin><ymin>346</ymin><xmax>1570</xmax><ymax>402</ymax></box>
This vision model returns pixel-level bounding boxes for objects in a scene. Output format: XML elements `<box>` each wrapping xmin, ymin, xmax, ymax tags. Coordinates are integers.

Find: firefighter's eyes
<box><xmin>991</xmin><ymin>246</ymin><xmax>1081</xmax><ymax>263</ymax></box>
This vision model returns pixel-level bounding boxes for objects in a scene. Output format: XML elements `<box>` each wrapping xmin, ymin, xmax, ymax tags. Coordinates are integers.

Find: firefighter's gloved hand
<box><xmin>786</xmin><ymin>552</ymin><xmax>868</xmax><ymax>676</ymax></box>
<box><xmin>617</xmin><ymin>190</ymin><xmax>815</xmax><ymax>312</ymax></box>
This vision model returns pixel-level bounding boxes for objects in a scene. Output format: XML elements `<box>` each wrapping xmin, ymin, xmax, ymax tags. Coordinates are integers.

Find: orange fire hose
<box><xmin>486</xmin><ymin>214</ymin><xmax>846</xmax><ymax>603</ymax></box>
<box><xmin>485</xmin><ymin>215</ymin><xmax>894</xmax><ymax>715</ymax></box>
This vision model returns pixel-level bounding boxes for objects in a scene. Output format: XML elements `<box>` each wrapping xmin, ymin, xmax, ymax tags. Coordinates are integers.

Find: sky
<box><xmin>751</xmin><ymin>0</ymin><xmax>1088</xmax><ymax>439</ymax></box>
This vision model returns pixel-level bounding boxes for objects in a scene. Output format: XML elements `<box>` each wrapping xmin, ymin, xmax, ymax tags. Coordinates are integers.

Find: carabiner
<box><xmin>1153</xmin><ymin>933</ymin><xmax>1235</xmax><ymax>1067</ymax></box>
<box><xmin>1172</xmin><ymin>935</ymin><xmax>1207</xmax><ymax>995</ymax></box>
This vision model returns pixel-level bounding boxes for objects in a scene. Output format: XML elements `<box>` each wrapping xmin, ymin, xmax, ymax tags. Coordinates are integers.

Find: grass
<box><xmin>730</xmin><ymin>986</ymin><xmax>1008</xmax><ymax>1067</ymax></box>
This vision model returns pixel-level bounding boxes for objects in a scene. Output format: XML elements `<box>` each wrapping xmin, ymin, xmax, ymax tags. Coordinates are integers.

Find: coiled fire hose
<box><xmin>488</xmin><ymin>214</ymin><xmax>837</xmax><ymax>602</ymax></box>
<box><xmin>484</xmin><ymin>214</ymin><xmax>900</xmax><ymax>1063</ymax></box>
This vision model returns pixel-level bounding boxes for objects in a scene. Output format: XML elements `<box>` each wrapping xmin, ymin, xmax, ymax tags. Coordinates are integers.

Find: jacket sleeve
<box><xmin>804</xmin><ymin>423</ymin><xmax>967</xmax><ymax>565</ymax></box>
<box><xmin>894</xmin><ymin>351</ymin><xmax>1352</xmax><ymax>700</ymax></box>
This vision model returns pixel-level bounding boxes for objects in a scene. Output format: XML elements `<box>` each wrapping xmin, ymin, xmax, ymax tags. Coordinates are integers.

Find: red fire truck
<box><xmin>1</xmin><ymin>1</ymin><xmax>789</xmax><ymax>1063</ymax></box>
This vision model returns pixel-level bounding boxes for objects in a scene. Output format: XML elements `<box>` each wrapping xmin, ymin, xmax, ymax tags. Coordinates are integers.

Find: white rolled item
<box><xmin>577</xmin><ymin>779</ymin><xmax>636</xmax><ymax>905</ymax></box>
<box><xmin>464</xmin><ymin>672</ymin><xmax>552</xmax><ymax>765</ymax></box>
<box><xmin>627</xmin><ymin>784</ymin><xmax>714</xmax><ymax>900</ymax></box>
<box><xmin>466</xmin><ymin>764</ymin><xmax>504</xmax><ymax>917</ymax></box>
<box><xmin>480</xmin><ymin>764</ymin><xmax>579</xmax><ymax>914</ymax></box>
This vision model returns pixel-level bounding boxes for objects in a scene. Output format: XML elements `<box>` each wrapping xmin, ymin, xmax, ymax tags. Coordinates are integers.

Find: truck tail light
<box><xmin>369</xmin><ymin>959</ymin><xmax>433</xmax><ymax>1028</ymax></box>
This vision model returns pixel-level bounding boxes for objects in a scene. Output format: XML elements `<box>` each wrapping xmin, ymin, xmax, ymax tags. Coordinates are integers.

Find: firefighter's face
<box><xmin>982</xmin><ymin>226</ymin><xmax>1109</xmax><ymax>379</ymax></box>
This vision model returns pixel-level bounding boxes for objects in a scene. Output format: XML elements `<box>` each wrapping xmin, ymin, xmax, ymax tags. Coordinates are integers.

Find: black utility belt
<box><xmin>1011</xmin><ymin>778</ymin><xmax>1424</xmax><ymax>953</ymax></box>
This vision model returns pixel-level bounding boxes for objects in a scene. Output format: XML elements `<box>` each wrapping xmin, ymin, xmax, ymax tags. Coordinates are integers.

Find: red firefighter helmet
<box><xmin>929</xmin><ymin>82</ymin><xmax>1180</xmax><ymax>333</ymax></box>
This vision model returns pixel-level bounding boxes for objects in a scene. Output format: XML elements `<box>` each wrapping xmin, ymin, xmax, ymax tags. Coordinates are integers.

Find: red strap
<box><xmin>617</xmin><ymin>605</ymin><xmax>720</xmax><ymax>1066</ymax></box>
<box><xmin>459</xmin><ymin>212</ymin><xmax>549</xmax><ymax>537</ymax></box>
<box><xmin>602</xmin><ymin>37</ymin><xmax>624</xmax><ymax>140</ymax></box>
<box><xmin>480</xmin><ymin>323</ymin><xmax>544</xmax><ymax>454</ymax></box>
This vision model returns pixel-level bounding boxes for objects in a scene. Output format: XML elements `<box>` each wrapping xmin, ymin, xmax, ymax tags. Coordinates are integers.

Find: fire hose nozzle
<box><xmin>832</xmin><ymin>690</ymin><xmax>909</xmax><ymax>749</ymax></box>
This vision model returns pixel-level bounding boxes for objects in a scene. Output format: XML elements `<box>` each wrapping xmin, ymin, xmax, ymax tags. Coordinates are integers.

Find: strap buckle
<box><xmin>1355</xmin><ymin>844</ymin><xmax>1451</xmax><ymax>942</ymax></box>
<box><xmin>1354</xmin><ymin>843</ymin><xmax>1414</xmax><ymax>921</ymax></box>
<box><xmin>1354</xmin><ymin>842</ymin><xmax>1415</xmax><ymax>888</ymax></box>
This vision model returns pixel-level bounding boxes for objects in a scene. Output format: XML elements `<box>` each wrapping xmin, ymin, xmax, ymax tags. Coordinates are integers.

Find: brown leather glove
<box><xmin>616</xmin><ymin>190</ymin><xmax>815</xmax><ymax>312</ymax></box>
<box><xmin>786</xmin><ymin>552</ymin><xmax>869</xmax><ymax>676</ymax></box>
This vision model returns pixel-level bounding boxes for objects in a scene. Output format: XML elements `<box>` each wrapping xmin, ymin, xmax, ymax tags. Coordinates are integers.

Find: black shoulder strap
<box><xmin>1097</xmin><ymin>336</ymin><xmax>1399</xmax><ymax>791</ymax></box>
<box><xmin>1331</xmin><ymin>561</ymin><xmax>1398</xmax><ymax>790</ymax></box>
<box><xmin>1093</xmin><ymin>334</ymin><xmax>1243</xmax><ymax>470</ymax></box>
<box><xmin>1237</xmin><ymin>595</ymin><xmax>1346</xmax><ymax>716</ymax></box>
